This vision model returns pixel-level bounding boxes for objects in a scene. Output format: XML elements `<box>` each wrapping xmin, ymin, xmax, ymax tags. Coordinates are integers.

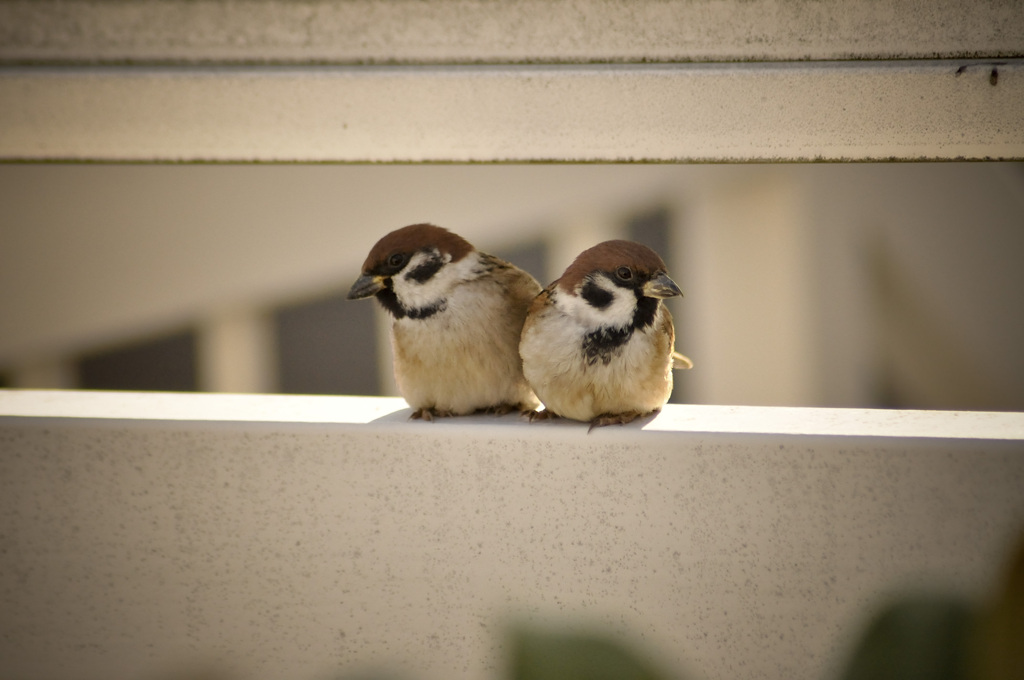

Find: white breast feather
<box><xmin>523</xmin><ymin>287</ymin><xmax>672</xmax><ymax>421</ymax></box>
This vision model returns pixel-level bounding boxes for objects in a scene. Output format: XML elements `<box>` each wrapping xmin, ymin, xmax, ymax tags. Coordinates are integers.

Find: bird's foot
<box><xmin>588</xmin><ymin>409</ymin><xmax>657</xmax><ymax>432</ymax></box>
<box><xmin>525</xmin><ymin>408</ymin><xmax>558</xmax><ymax>422</ymax></box>
<box><xmin>409</xmin><ymin>407</ymin><xmax>456</xmax><ymax>421</ymax></box>
<box><xmin>480</xmin><ymin>403</ymin><xmax>518</xmax><ymax>416</ymax></box>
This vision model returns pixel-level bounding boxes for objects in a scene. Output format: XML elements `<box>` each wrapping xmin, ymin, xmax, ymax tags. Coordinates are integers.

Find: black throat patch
<box><xmin>581</xmin><ymin>293</ymin><xmax>660</xmax><ymax>366</ymax></box>
<box><xmin>374</xmin><ymin>288</ymin><xmax>446</xmax><ymax>320</ymax></box>
<box><xmin>583</xmin><ymin>325</ymin><xmax>632</xmax><ymax>366</ymax></box>
<box><xmin>632</xmin><ymin>294</ymin><xmax>659</xmax><ymax>331</ymax></box>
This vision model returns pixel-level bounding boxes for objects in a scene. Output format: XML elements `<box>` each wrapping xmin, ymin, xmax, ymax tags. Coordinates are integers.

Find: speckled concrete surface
<box><xmin>4</xmin><ymin>61</ymin><xmax>1022</xmax><ymax>162</ymax></box>
<box><xmin>2</xmin><ymin>0</ymin><xmax>1021</xmax><ymax>64</ymax></box>
<box><xmin>1</xmin><ymin>394</ymin><xmax>1023</xmax><ymax>680</ymax></box>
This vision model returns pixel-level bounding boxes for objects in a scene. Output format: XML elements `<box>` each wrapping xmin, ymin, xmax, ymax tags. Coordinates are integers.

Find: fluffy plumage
<box><xmin>520</xmin><ymin>240</ymin><xmax>692</xmax><ymax>430</ymax></box>
<box><xmin>348</xmin><ymin>223</ymin><xmax>541</xmax><ymax>419</ymax></box>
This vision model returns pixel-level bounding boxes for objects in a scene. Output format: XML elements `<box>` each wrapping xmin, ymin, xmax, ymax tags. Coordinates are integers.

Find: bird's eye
<box><xmin>387</xmin><ymin>253</ymin><xmax>406</xmax><ymax>269</ymax></box>
<box><xmin>616</xmin><ymin>266</ymin><xmax>633</xmax><ymax>281</ymax></box>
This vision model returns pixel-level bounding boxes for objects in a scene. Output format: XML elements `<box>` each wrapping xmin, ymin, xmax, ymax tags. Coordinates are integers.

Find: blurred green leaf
<box><xmin>840</xmin><ymin>596</ymin><xmax>975</xmax><ymax>680</ymax></box>
<box><xmin>972</xmin><ymin>530</ymin><xmax>1024</xmax><ymax>680</ymax></box>
<box><xmin>508</xmin><ymin>627</ymin><xmax>673</xmax><ymax>680</ymax></box>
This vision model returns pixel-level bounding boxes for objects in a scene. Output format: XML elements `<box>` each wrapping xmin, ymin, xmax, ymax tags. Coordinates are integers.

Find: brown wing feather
<box><xmin>521</xmin><ymin>282</ymin><xmax>557</xmax><ymax>337</ymax></box>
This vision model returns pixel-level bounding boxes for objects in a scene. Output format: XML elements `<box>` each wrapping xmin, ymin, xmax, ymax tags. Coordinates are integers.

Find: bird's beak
<box><xmin>643</xmin><ymin>273</ymin><xmax>683</xmax><ymax>299</ymax></box>
<box><xmin>347</xmin><ymin>273</ymin><xmax>386</xmax><ymax>300</ymax></box>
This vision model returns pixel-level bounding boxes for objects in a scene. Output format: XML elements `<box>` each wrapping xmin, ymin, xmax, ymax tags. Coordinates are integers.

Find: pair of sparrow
<box><xmin>348</xmin><ymin>223</ymin><xmax>692</xmax><ymax>430</ymax></box>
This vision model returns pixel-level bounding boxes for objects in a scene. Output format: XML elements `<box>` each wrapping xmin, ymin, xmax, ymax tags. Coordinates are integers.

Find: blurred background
<box><xmin>2</xmin><ymin>162</ymin><xmax>1022</xmax><ymax>411</ymax></box>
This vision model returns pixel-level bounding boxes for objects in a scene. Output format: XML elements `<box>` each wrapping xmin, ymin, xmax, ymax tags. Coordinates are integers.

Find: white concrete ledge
<box><xmin>2</xmin><ymin>61</ymin><xmax>1022</xmax><ymax>162</ymax></box>
<box><xmin>1</xmin><ymin>0</ymin><xmax>1021</xmax><ymax>65</ymax></box>
<box><xmin>2</xmin><ymin>390</ymin><xmax>1023</xmax><ymax>679</ymax></box>
<box><xmin>3</xmin><ymin>389</ymin><xmax>1024</xmax><ymax>440</ymax></box>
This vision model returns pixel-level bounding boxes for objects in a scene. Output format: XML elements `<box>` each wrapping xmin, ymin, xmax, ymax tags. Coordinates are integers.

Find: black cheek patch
<box><xmin>405</xmin><ymin>256</ymin><xmax>445</xmax><ymax>284</ymax></box>
<box><xmin>581</xmin><ymin>281</ymin><xmax>614</xmax><ymax>309</ymax></box>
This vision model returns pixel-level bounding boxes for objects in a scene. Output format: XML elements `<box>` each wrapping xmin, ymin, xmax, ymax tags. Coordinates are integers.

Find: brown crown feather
<box><xmin>556</xmin><ymin>240</ymin><xmax>668</xmax><ymax>292</ymax></box>
<box><xmin>362</xmin><ymin>223</ymin><xmax>475</xmax><ymax>273</ymax></box>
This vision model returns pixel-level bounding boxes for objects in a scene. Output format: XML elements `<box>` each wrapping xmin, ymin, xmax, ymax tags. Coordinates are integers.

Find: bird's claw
<box><xmin>588</xmin><ymin>409</ymin><xmax>657</xmax><ymax>432</ymax></box>
<box><xmin>480</xmin><ymin>403</ymin><xmax>516</xmax><ymax>416</ymax></box>
<box><xmin>409</xmin><ymin>407</ymin><xmax>455</xmax><ymax>421</ymax></box>
<box><xmin>524</xmin><ymin>409</ymin><xmax>558</xmax><ymax>422</ymax></box>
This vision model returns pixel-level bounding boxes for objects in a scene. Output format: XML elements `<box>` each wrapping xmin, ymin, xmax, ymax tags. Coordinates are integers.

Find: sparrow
<box><xmin>347</xmin><ymin>223</ymin><xmax>542</xmax><ymax>420</ymax></box>
<box><xmin>519</xmin><ymin>240</ymin><xmax>693</xmax><ymax>430</ymax></box>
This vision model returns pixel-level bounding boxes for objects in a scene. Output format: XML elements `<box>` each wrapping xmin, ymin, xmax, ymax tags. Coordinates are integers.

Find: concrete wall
<box><xmin>3</xmin><ymin>1</ymin><xmax>1023</xmax><ymax>163</ymax></box>
<box><xmin>2</xmin><ymin>391</ymin><xmax>1023</xmax><ymax>680</ymax></box>
<box><xmin>4</xmin><ymin>0</ymin><xmax>1021</xmax><ymax>64</ymax></box>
